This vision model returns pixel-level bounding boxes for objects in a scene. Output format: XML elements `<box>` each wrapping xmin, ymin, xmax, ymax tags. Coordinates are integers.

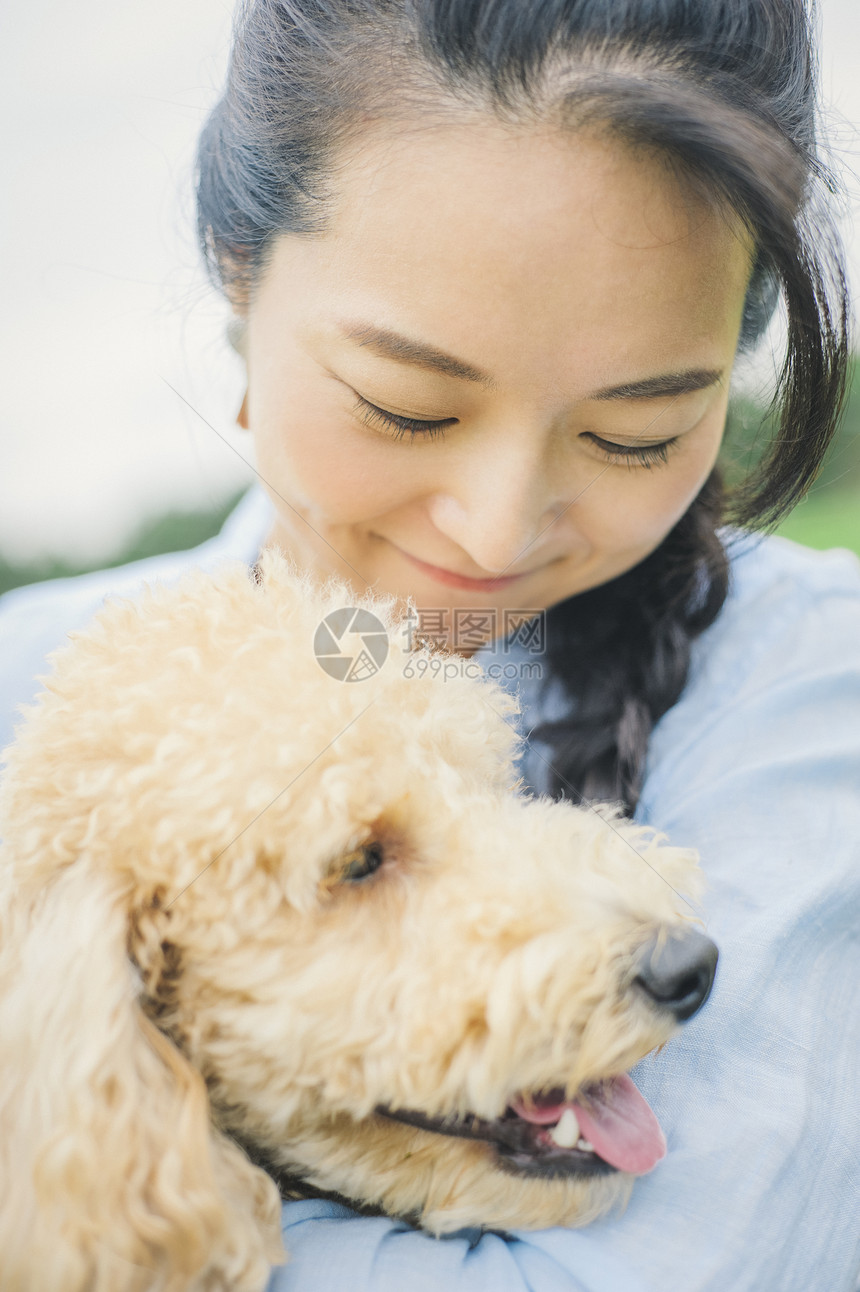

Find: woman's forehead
<box><xmin>250</xmin><ymin>121</ymin><xmax>754</xmax><ymax>388</ymax></box>
<box><xmin>326</xmin><ymin>117</ymin><xmax>750</xmax><ymax>254</ymax></box>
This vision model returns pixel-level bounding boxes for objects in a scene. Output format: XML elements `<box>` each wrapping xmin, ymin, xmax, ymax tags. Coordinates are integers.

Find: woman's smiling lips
<box><xmin>386</xmin><ymin>540</ymin><xmax>544</xmax><ymax>590</ymax></box>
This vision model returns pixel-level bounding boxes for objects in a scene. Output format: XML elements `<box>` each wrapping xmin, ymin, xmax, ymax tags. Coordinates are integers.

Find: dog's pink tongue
<box><xmin>572</xmin><ymin>1075</ymin><xmax>666</xmax><ymax>1174</ymax></box>
<box><xmin>514</xmin><ymin>1075</ymin><xmax>666</xmax><ymax>1175</ymax></box>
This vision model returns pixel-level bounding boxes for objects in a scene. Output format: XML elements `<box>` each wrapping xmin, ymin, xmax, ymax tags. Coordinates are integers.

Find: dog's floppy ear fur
<box><xmin>0</xmin><ymin>857</ymin><xmax>285</xmax><ymax>1292</ymax></box>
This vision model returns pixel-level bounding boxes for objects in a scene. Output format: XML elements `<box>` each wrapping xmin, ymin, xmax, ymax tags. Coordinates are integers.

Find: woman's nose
<box><xmin>427</xmin><ymin>453</ymin><xmax>567</xmax><ymax>577</ymax></box>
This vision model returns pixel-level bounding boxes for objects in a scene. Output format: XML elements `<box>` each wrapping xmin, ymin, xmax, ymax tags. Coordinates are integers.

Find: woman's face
<box><xmin>244</xmin><ymin>120</ymin><xmax>753</xmax><ymax>654</ymax></box>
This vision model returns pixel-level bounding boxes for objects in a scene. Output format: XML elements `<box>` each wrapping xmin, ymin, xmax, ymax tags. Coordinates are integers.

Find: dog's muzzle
<box><xmin>377</xmin><ymin>927</ymin><xmax>719</xmax><ymax>1180</ymax></box>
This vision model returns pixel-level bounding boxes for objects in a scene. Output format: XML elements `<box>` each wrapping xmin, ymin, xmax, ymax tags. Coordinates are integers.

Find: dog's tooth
<box><xmin>548</xmin><ymin>1108</ymin><xmax>580</xmax><ymax>1149</ymax></box>
<box><xmin>577</xmin><ymin>1137</ymin><xmax>596</xmax><ymax>1152</ymax></box>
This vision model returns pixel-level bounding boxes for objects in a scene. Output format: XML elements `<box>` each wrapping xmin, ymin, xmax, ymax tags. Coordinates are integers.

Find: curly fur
<box><xmin>0</xmin><ymin>549</ymin><xmax>706</xmax><ymax>1290</ymax></box>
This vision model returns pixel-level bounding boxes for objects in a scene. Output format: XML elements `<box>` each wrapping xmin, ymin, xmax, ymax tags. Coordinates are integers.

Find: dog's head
<box><xmin>0</xmin><ymin>549</ymin><xmax>716</xmax><ymax>1289</ymax></box>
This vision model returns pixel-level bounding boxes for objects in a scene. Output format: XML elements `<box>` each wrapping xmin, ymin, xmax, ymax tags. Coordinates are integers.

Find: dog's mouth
<box><xmin>377</xmin><ymin>1074</ymin><xmax>666</xmax><ymax>1179</ymax></box>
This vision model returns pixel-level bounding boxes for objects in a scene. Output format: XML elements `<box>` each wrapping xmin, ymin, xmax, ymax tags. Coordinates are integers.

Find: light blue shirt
<box><xmin>1</xmin><ymin>486</ymin><xmax>859</xmax><ymax>1292</ymax></box>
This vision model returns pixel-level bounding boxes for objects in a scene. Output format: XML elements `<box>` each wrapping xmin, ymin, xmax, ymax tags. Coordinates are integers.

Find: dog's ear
<box><xmin>0</xmin><ymin>858</ymin><xmax>286</xmax><ymax>1292</ymax></box>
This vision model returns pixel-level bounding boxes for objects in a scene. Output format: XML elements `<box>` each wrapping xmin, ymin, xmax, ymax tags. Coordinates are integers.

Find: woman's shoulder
<box><xmin>0</xmin><ymin>487</ymin><xmax>274</xmax><ymax>756</ymax></box>
<box><xmin>721</xmin><ymin>523</ymin><xmax>860</xmax><ymax>607</ymax></box>
<box><xmin>637</xmin><ymin>526</ymin><xmax>860</xmax><ymax>814</ymax></box>
<box><xmin>688</xmin><ymin>525</ymin><xmax>860</xmax><ymax>697</ymax></box>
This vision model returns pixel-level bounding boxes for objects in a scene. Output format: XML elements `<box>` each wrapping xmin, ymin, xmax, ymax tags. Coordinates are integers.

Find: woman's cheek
<box><xmin>253</xmin><ymin>399</ymin><xmax>416</xmax><ymax>524</ymax></box>
<box><xmin>577</xmin><ymin>439</ymin><xmax>723</xmax><ymax>553</ymax></box>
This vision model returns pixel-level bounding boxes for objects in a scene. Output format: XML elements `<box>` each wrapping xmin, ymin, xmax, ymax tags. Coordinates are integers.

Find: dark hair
<box><xmin>197</xmin><ymin>0</ymin><xmax>850</xmax><ymax>814</ymax></box>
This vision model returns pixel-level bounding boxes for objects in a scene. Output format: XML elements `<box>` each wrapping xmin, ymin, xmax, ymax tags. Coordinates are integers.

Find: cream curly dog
<box><xmin>0</xmin><ymin>550</ymin><xmax>716</xmax><ymax>1291</ymax></box>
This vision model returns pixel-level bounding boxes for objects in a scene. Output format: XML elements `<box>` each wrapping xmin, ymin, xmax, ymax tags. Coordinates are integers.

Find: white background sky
<box><xmin>2</xmin><ymin>0</ymin><xmax>859</xmax><ymax>566</ymax></box>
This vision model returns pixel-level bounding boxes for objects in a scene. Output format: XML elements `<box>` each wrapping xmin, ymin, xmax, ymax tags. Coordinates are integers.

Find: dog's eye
<box><xmin>340</xmin><ymin>842</ymin><xmax>385</xmax><ymax>883</ymax></box>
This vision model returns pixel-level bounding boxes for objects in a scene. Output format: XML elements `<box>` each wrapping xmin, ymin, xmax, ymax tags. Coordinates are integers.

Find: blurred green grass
<box><xmin>2</xmin><ymin>360</ymin><xmax>859</xmax><ymax>598</ymax></box>
<box><xmin>0</xmin><ymin>491</ymin><xmax>248</xmax><ymax>599</ymax></box>
<box><xmin>771</xmin><ymin>488</ymin><xmax>860</xmax><ymax>553</ymax></box>
<box><xmin>722</xmin><ymin>352</ymin><xmax>860</xmax><ymax>558</ymax></box>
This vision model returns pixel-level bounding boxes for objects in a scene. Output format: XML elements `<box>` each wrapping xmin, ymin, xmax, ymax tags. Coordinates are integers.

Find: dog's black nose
<box><xmin>634</xmin><ymin>929</ymin><xmax>719</xmax><ymax>1022</ymax></box>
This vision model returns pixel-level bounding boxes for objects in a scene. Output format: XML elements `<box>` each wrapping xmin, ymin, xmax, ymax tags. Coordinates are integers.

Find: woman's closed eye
<box><xmin>353</xmin><ymin>393</ymin><xmax>682</xmax><ymax>467</ymax></box>
<box><xmin>353</xmin><ymin>394</ymin><xmax>454</xmax><ymax>441</ymax></box>
<box><xmin>581</xmin><ymin>432</ymin><xmax>681</xmax><ymax>468</ymax></box>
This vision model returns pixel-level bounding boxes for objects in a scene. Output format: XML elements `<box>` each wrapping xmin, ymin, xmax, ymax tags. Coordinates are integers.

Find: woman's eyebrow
<box><xmin>337</xmin><ymin>321</ymin><xmax>497</xmax><ymax>388</ymax></box>
<box><xmin>589</xmin><ymin>369</ymin><xmax>724</xmax><ymax>400</ymax></box>
<box><xmin>336</xmin><ymin>320</ymin><xmax>722</xmax><ymax>401</ymax></box>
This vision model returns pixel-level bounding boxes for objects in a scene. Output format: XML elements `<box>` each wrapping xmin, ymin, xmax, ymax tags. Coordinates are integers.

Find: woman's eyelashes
<box><xmin>354</xmin><ymin>395</ymin><xmax>454</xmax><ymax>441</ymax></box>
<box><xmin>582</xmin><ymin>432</ymin><xmax>681</xmax><ymax>468</ymax></box>
<box><xmin>353</xmin><ymin>394</ymin><xmax>681</xmax><ymax>466</ymax></box>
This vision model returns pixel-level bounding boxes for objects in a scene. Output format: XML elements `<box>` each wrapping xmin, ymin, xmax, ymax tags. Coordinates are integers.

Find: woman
<box><xmin>1</xmin><ymin>0</ymin><xmax>859</xmax><ymax>1288</ymax></box>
